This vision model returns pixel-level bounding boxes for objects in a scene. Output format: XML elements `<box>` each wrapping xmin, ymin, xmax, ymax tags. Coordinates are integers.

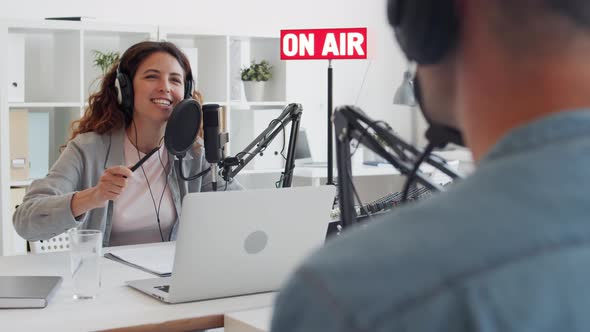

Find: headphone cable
<box><xmin>133</xmin><ymin>121</ymin><xmax>166</xmax><ymax>242</ymax></box>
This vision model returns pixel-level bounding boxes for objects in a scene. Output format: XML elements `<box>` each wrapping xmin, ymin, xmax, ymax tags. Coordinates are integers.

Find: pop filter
<box><xmin>164</xmin><ymin>99</ymin><xmax>202</xmax><ymax>158</ymax></box>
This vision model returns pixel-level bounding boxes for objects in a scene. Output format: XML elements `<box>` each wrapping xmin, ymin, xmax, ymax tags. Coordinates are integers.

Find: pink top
<box><xmin>110</xmin><ymin>135</ymin><xmax>177</xmax><ymax>246</ymax></box>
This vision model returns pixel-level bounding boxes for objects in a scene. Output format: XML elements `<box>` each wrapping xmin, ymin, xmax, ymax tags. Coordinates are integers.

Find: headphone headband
<box><xmin>114</xmin><ymin>47</ymin><xmax>195</xmax><ymax>124</ymax></box>
<box><xmin>388</xmin><ymin>0</ymin><xmax>459</xmax><ymax>64</ymax></box>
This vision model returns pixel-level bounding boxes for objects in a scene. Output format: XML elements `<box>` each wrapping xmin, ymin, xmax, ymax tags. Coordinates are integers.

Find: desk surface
<box><xmin>0</xmin><ymin>242</ymin><xmax>274</xmax><ymax>332</ymax></box>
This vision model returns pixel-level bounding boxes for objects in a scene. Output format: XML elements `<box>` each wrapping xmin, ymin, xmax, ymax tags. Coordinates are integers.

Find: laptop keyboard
<box><xmin>154</xmin><ymin>285</ymin><xmax>170</xmax><ymax>293</ymax></box>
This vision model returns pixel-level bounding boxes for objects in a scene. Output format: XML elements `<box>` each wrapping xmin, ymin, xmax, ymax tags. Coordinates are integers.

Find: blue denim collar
<box><xmin>481</xmin><ymin>109</ymin><xmax>590</xmax><ymax>164</ymax></box>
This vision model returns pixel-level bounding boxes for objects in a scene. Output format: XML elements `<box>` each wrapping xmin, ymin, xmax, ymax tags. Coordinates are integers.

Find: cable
<box><xmin>132</xmin><ymin>121</ymin><xmax>165</xmax><ymax>242</ymax></box>
<box><xmin>266</xmin><ymin>118</ymin><xmax>287</xmax><ymax>160</ymax></box>
<box><xmin>344</xmin><ymin>161</ymin><xmax>373</xmax><ymax>221</ymax></box>
<box><xmin>401</xmin><ymin>142</ymin><xmax>435</xmax><ymax>203</ymax></box>
<box><xmin>234</xmin><ymin>151</ymin><xmax>256</xmax><ymax>160</ymax></box>
<box><xmin>354</xmin><ymin>60</ymin><xmax>373</xmax><ymax>105</ymax></box>
<box><xmin>177</xmin><ymin>155</ymin><xmax>211</xmax><ymax>181</ymax></box>
<box><xmin>351</xmin><ymin>120</ymin><xmax>393</xmax><ymax>157</ymax></box>
<box><xmin>156</xmin><ymin>136</ymin><xmax>174</xmax><ymax>241</ymax></box>
<box><xmin>274</xmin><ymin>119</ymin><xmax>288</xmax><ymax>160</ymax></box>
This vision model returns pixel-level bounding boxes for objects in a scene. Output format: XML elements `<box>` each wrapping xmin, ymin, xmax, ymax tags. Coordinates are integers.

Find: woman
<box><xmin>13</xmin><ymin>41</ymin><xmax>241</xmax><ymax>246</ymax></box>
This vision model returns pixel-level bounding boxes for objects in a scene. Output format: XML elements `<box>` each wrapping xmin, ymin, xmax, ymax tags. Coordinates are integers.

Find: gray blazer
<box><xmin>13</xmin><ymin>128</ymin><xmax>242</xmax><ymax>246</ymax></box>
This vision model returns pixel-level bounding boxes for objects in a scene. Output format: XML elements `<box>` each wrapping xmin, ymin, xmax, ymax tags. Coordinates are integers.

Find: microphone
<box><xmin>413</xmin><ymin>76</ymin><xmax>464</xmax><ymax>147</ymax></box>
<box><xmin>202</xmin><ymin>104</ymin><xmax>225</xmax><ymax>191</ymax></box>
<box><xmin>164</xmin><ymin>99</ymin><xmax>202</xmax><ymax>158</ymax></box>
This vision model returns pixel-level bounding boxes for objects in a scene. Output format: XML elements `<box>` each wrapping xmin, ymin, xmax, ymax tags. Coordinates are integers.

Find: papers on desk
<box><xmin>104</xmin><ymin>244</ymin><xmax>175</xmax><ymax>277</ymax></box>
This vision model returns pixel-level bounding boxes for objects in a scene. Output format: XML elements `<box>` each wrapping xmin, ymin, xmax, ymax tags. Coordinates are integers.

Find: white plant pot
<box><xmin>243</xmin><ymin>81</ymin><xmax>266</xmax><ymax>102</ymax></box>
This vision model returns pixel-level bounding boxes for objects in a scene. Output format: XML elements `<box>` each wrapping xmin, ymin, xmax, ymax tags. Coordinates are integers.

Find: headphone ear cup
<box><xmin>115</xmin><ymin>72</ymin><xmax>134</xmax><ymax>121</ymax></box>
<box><xmin>388</xmin><ymin>0</ymin><xmax>459</xmax><ymax>64</ymax></box>
<box><xmin>184</xmin><ymin>79</ymin><xmax>193</xmax><ymax>99</ymax></box>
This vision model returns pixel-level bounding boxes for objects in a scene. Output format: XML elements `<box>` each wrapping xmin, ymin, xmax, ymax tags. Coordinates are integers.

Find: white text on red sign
<box><xmin>280</xmin><ymin>28</ymin><xmax>367</xmax><ymax>60</ymax></box>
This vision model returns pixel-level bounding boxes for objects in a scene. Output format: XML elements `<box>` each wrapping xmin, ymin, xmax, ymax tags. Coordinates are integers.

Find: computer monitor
<box><xmin>294</xmin><ymin>128</ymin><xmax>312</xmax><ymax>164</ymax></box>
<box><xmin>294</xmin><ymin>129</ymin><xmax>328</xmax><ymax>167</ymax></box>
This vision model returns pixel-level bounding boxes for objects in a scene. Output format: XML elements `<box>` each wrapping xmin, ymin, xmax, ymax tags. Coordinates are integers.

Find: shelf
<box><xmin>82</xmin><ymin>23</ymin><xmax>156</xmax><ymax>35</ymax></box>
<box><xmin>230</xmin><ymin>101</ymin><xmax>288</xmax><ymax>108</ymax></box>
<box><xmin>9</xmin><ymin>102</ymin><xmax>82</xmax><ymax>108</ymax></box>
<box><xmin>10</xmin><ymin>180</ymin><xmax>33</xmax><ymax>188</ymax></box>
<box><xmin>203</xmin><ymin>101</ymin><xmax>227</xmax><ymax>106</ymax></box>
<box><xmin>6</xmin><ymin>19</ymin><xmax>84</xmax><ymax>32</ymax></box>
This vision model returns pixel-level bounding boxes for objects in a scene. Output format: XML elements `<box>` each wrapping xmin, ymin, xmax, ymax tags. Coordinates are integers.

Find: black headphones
<box><xmin>388</xmin><ymin>0</ymin><xmax>464</xmax><ymax>147</ymax></box>
<box><xmin>387</xmin><ymin>0</ymin><xmax>459</xmax><ymax>65</ymax></box>
<box><xmin>115</xmin><ymin>56</ymin><xmax>194</xmax><ymax>124</ymax></box>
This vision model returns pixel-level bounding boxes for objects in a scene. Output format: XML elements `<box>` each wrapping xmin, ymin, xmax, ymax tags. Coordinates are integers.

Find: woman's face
<box><xmin>132</xmin><ymin>51</ymin><xmax>186</xmax><ymax>126</ymax></box>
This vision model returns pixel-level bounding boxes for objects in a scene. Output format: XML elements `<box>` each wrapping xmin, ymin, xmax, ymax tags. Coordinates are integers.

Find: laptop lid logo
<box><xmin>244</xmin><ymin>231</ymin><xmax>268</xmax><ymax>254</ymax></box>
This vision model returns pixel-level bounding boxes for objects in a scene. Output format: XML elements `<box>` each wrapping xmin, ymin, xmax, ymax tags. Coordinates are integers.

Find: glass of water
<box><xmin>68</xmin><ymin>229</ymin><xmax>102</xmax><ymax>300</ymax></box>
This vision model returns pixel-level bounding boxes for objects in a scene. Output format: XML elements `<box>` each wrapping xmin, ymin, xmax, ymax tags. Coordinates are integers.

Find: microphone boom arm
<box><xmin>221</xmin><ymin>103</ymin><xmax>303</xmax><ymax>187</ymax></box>
<box><xmin>334</xmin><ymin>105</ymin><xmax>463</xmax><ymax>227</ymax></box>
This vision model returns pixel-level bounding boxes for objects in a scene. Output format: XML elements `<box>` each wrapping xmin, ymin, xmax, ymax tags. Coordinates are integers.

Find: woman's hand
<box><xmin>70</xmin><ymin>166</ymin><xmax>133</xmax><ymax>218</ymax></box>
<box><xmin>92</xmin><ymin>166</ymin><xmax>133</xmax><ymax>203</ymax></box>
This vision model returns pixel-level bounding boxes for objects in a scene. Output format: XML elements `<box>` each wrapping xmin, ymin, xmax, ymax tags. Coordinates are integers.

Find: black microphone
<box><xmin>203</xmin><ymin>104</ymin><xmax>223</xmax><ymax>164</ymax></box>
<box><xmin>202</xmin><ymin>104</ymin><xmax>224</xmax><ymax>191</ymax></box>
<box><xmin>413</xmin><ymin>76</ymin><xmax>464</xmax><ymax>147</ymax></box>
<box><xmin>164</xmin><ymin>98</ymin><xmax>202</xmax><ymax>158</ymax></box>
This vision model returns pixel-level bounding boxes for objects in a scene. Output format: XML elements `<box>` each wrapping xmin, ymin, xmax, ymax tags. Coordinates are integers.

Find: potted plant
<box><xmin>240</xmin><ymin>60</ymin><xmax>273</xmax><ymax>102</ymax></box>
<box><xmin>91</xmin><ymin>50</ymin><xmax>120</xmax><ymax>76</ymax></box>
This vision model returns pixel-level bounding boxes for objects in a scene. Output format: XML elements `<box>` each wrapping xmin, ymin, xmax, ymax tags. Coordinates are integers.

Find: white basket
<box><xmin>29</xmin><ymin>232</ymin><xmax>71</xmax><ymax>254</ymax></box>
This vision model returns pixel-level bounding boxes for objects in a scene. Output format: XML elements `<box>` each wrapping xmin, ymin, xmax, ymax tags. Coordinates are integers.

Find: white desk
<box><xmin>0</xmin><ymin>242</ymin><xmax>274</xmax><ymax>332</ymax></box>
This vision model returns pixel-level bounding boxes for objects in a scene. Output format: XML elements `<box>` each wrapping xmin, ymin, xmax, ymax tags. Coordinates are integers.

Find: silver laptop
<box><xmin>126</xmin><ymin>185</ymin><xmax>336</xmax><ymax>303</ymax></box>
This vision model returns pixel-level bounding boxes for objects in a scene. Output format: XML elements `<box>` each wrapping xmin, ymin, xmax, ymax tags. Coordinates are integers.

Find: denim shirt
<box><xmin>271</xmin><ymin>110</ymin><xmax>590</xmax><ymax>332</ymax></box>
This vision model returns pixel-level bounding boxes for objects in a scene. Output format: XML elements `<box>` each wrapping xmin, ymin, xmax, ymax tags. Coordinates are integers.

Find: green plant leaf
<box><xmin>92</xmin><ymin>50</ymin><xmax>121</xmax><ymax>76</ymax></box>
<box><xmin>240</xmin><ymin>59</ymin><xmax>273</xmax><ymax>81</ymax></box>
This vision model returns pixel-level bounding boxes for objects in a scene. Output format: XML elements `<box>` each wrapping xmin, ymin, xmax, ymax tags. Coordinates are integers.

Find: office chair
<box><xmin>29</xmin><ymin>232</ymin><xmax>71</xmax><ymax>254</ymax></box>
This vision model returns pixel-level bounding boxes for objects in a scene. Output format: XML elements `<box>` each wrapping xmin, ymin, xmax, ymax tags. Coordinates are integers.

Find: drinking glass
<box><xmin>68</xmin><ymin>229</ymin><xmax>102</xmax><ymax>299</ymax></box>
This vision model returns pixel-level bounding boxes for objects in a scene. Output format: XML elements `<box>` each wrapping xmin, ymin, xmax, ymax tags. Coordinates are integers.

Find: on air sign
<box><xmin>280</xmin><ymin>28</ymin><xmax>368</xmax><ymax>60</ymax></box>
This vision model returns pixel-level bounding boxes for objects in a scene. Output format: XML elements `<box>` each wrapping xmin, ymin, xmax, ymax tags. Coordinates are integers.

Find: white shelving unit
<box><xmin>0</xmin><ymin>19</ymin><xmax>290</xmax><ymax>256</ymax></box>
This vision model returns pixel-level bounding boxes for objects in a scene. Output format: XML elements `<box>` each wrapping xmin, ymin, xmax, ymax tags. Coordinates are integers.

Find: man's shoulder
<box><xmin>272</xmin><ymin>188</ymin><xmax>474</xmax><ymax>331</ymax></box>
<box><xmin>308</xmin><ymin>189</ymin><xmax>471</xmax><ymax>286</ymax></box>
<box><xmin>282</xmin><ymin>174</ymin><xmax>509</xmax><ymax>328</ymax></box>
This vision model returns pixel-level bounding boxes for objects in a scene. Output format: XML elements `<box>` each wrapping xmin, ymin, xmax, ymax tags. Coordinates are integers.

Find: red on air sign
<box><xmin>280</xmin><ymin>28</ymin><xmax>367</xmax><ymax>60</ymax></box>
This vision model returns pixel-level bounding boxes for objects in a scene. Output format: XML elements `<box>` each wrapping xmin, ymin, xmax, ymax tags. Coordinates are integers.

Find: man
<box><xmin>271</xmin><ymin>0</ymin><xmax>590</xmax><ymax>331</ymax></box>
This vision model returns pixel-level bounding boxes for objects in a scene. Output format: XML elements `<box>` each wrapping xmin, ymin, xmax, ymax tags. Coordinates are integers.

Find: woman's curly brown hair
<box><xmin>69</xmin><ymin>41</ymin><xmax>202</xmax><ymax>141</ymax></box>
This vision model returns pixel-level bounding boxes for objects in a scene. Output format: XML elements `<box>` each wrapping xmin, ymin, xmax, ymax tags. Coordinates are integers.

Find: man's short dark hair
<box><xmin>492</xmin><ymin>0</ymin><xmax>590</xmax><ymax>54</ymax></box>
<box><xmin>545</xmin><ymin>0</ymin><xmax>590</xmax><ymax>28</ymax></box>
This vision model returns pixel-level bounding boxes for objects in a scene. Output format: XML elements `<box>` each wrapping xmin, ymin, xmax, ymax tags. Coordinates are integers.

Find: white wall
<box><xmin>2</xmin><ymin>0</ymin><xmax>413</xmax><ymax>162</ymax></box>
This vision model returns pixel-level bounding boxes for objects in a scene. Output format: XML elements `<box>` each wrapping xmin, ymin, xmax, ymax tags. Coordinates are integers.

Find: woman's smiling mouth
<box><xmin>151</xmin><ymin>98</ymin><xmax>172</xmax><ymax>106</ymax></box>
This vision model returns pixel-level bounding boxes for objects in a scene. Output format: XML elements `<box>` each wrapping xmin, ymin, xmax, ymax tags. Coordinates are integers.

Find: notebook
<box><xmin>0</xmin><ymin>276</ymin><xmax>62</xmax><ymax>309</ymax></box>
<box><xmin>104</xmin><ymin>243</ymin><xmax>175</xmax><ymax>277</ymax></box>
